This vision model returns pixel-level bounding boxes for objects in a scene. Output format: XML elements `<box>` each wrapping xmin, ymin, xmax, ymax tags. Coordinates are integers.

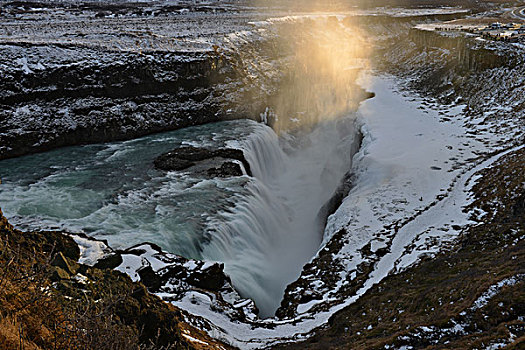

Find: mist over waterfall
<box><xmin>202</xmin><ymin>116</ymin><xmax>360</xmax><ymax>316</ymax></box>
<box><xmin>197</xmin><ymin>14</ymin><xmax>370</xmax><ymax>316</ymax></box>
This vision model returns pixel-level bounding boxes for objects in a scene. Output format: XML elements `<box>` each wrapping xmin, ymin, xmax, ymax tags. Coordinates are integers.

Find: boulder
<box><xmin>94</xmin><ymin>253</ymin><xmax>123</xmax><ymax>270</ymax></box>
<box><xmin>207</xmin><ymin>161</ymin><xmax>244</xmax><ymax>177</ymax></box>
<box><xmin>138</xmin><ymin>265</ymin><xmax>163</xmax><ymax>290</ymax></box>
<box><xmin>185</xmin><ymin>262</ymin><xmax>228</xmax><ymax>291</ymax></box>
<box><xmin>51</xmin><ymin>251</ymin><xmax>79</xmax><ymax>275</ymax></box>
<box><xmin>0</xmin><ymin>207</ymin><xmax>13</xmax><ymax>231</ymax></box>
<box><xmin>154</xmin><ymin>146</ymin><xmax>212</xmax><ymax>171</ymax></box>
<box><xmin>51</xmin><ymin>266</ymin><xmax>71</xmax><ymax>281</ymax></box>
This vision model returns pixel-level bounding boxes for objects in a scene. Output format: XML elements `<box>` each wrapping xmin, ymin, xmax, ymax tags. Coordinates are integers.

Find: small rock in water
<box><xmin>154</xmin><ymin>146</ymin><xmax>252</xmax><ymax>177</ymax></box>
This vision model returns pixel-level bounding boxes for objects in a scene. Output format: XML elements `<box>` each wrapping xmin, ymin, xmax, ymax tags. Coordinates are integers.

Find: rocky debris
<box><xmin>51</xmin><ymin>251</ymin><xmax>80</xmax><ymax>275</ymax></box>
<box><xmin>50</xmin><ymin>251</ymin><xmax>81</xmax><ymax>281</ymax></box>
<box><xmin>117</xmin><ymin>242</ymin><xmax>233</xmax><ymax>294</ymax></box>
<box><xmin>108</xmin><ymin>242</ymin><xmax>261</xmax><ymax>322</ymax></box>
<box><xmin>68</xmin><ymin>233</ymin><xmax>261</xmax><ymax>323</ymax></box>
<box><xmin>154</xmin><ymin>146</ymin><xmax>252</xmax><ymax>177</ymax></box>
<box><xmin>276</xmin><ymin>227</ymin><xmax>376</xmax><ymax>319</ymax></box>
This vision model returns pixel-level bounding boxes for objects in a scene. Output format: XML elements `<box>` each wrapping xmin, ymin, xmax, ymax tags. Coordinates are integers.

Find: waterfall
<box><xmin>0</xmin><ymin>115</ymin><xmax>361</xmax><ymax>318</ymax></box>
<box><xmin>201</xmin><ymin>116</ymin><xmax>359</xmax><ymax>317</ymax></box>
<box><xmin>228</xmin><ymin>123</ymin><xmax>287</xmax><ymax>184</ymax></box>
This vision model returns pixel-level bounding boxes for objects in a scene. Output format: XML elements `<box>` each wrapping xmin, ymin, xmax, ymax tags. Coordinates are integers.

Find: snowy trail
<box><xmin>362</xmin><ymin>142</ymin><xmax>524</xmax><ymax>291</ymax></box>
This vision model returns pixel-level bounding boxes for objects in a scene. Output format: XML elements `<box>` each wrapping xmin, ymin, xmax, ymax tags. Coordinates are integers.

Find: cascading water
<box><xmin>0</xmin><ymin>114</ymin><xmax>360</xmax><ymax>317</ymax></box>
<box><xmin>200</xmin><ymin>116</ymin><xmax>359</xmax><ymax>316</ymax></box>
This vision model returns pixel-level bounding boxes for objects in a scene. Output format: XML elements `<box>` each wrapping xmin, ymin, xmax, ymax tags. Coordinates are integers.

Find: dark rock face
<box><xmin>51</xmin><ymin>251</ymin><xmax>80</xmax><ymax>275</ymax></box>
<box><xmin>316</xmin><ymin>129</ymin><xmax>362</xmax><ymax>229</ymax></box>
<box><xmin>137</xmin><ymin>265</ymin><xmax>163</xmax><ymax>290</ymax></box>
<box><xmin>154</xmin><ymin>146</ymin><xmax>252</xmax><ymax>177</ymax></box>
<box><xmin>154</xmin><ymin>146</ymin><xmax>218</xmax><ymax>171</ymax></box>
<box><xmin>185</xmin><ymin>262</ymin><xmax>228</xmax><ymax>290</ymax></box>
<box><xmin>94</xmin><ymin>253</ymin><xmax>123</xmax><ymax>270</ymax></box>
<box><xmin>207</xmin><ymin>161</ymin><xmax>245</xmax><ymax>177</ymax></box>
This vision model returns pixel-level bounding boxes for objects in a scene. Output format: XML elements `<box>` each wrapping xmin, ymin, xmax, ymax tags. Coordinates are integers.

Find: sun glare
<box><xmin>254</xmin><ymin>4</ymin><xmax>372</xmax><ymax>133</ymax></box>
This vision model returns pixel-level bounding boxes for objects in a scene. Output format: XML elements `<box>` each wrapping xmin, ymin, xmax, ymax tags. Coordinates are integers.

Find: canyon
<box><xmin>0</xmin><ymin>1</ymin><xmax>523</xmax><ymax>349</ymax></box>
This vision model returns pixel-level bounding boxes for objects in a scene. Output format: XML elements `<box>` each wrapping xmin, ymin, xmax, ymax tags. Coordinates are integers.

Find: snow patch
<box><xmin>470</xmin><ymin>274</ymin><xmax>524</xmax><ymax>311</ymax></box>
<box><xmin>70</xmin><ymin>234</ymin><xmax>111</xmax><ymax>266</ymax></box>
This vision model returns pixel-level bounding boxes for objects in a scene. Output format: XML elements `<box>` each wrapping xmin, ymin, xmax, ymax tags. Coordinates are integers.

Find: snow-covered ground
<box><xmin>112</xmin><ymin>73</ymin><xmax>520</xmax><ymax>348</ymax></box>
<box><xmin>325</xmin><ymin>73</ymin><xmax>505</xmax><ymax>271</ymax></box>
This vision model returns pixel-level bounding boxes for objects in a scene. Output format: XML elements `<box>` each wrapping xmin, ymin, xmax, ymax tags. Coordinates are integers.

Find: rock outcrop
<box><xmin>0</xmin><ymin>208</ymin><xmax>233</xmax><ymax>349</ymax></box>
<box><xmin>0</xmin><ymin>48</ymin><xmax>240</xmax><ymax>160</ymax></box>
<box><xmin>154</xmin><ymin>146</ymin><xmax>252</xmax><ymax>177</ymax></box>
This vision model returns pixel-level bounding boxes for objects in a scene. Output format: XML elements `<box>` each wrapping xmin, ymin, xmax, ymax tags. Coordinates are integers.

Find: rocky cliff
<box><xmin>0</xmin><ymin>46</ymin><xmax>242</xmax><ymax>160</ymax></box>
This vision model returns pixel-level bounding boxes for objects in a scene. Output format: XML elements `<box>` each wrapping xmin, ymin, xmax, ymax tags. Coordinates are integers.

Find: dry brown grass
<box><xmin>0</xmin><ymin>212</ymin><xmax>143</xmax><ymax>349</ymax></box>
<box><xmin>0</xmin><ymin>317</ymin><xmax>41</xmax><ymax>350</ymax></box>
<box><xmin>0</xmin><ymin>244</ymin><xmax>146</xmax><ymax>349</ymax></box>
<box><xmin>0</xmin><ymin>228</ymin><xmax>79</xmax><ymax>350</ymax></box>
